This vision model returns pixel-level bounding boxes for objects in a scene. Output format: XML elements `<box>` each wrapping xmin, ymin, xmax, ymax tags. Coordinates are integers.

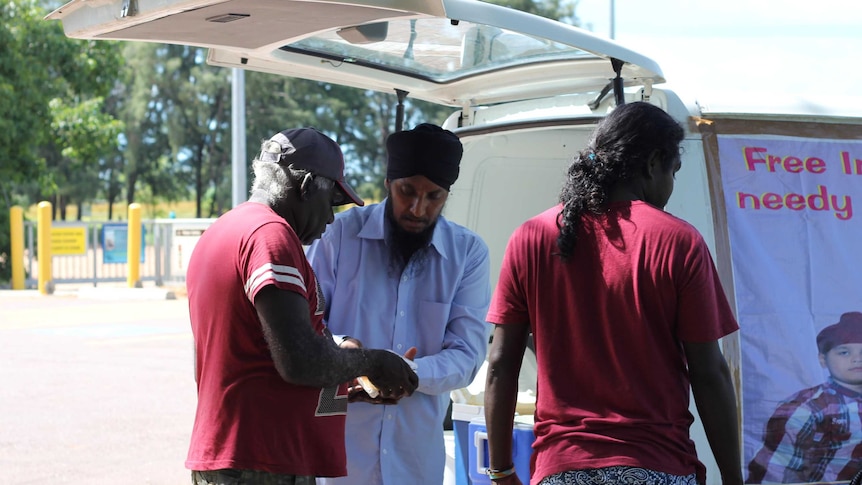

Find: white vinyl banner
<box><xmin>718</xmin><ymin>134</ymin><xmax>862</xmax><ymax>484</ymax></box>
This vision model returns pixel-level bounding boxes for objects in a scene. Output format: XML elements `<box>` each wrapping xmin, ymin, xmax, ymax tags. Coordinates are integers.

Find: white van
<box><xmin>47</xmin><ymin>1</ymin><xmax>862</xmax><ymax>484</ymax></box>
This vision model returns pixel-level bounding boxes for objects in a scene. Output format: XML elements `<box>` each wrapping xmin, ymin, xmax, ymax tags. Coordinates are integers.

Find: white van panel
<box><xmin>445</xmin><ymin>127</ymin><xmax>588</xmax><ymax>288</ymax></box>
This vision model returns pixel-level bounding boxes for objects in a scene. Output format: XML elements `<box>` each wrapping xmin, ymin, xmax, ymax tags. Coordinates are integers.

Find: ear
<box><xmin>299</xmin><ymin>172</ymin><xmax>314</xmax><ymax>200</ymax></box>
<box><xmin>819</xmin><ymin>353</ymin><xmax>827</xmax><ymax>369</ymax></box>
<box><xmin>384</xmin><ymin>178</ymin><xmax>391</xmax><ymax>192</ymax></box>
<box><xmin>643</xmin><ymin>150</ymin><xmax>661</xmax><ymax>180</ymax></box>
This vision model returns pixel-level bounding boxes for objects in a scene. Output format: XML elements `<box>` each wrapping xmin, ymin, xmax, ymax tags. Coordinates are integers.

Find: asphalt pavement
<box><xmin>0</xmin><ymin>284</ymin><xmax>463</xmax><ymax>484</ymax></box>
<box><xmin>0</xmin><ymin>285</ymin><xmax>196</xmax><ymax>484</ymax></box>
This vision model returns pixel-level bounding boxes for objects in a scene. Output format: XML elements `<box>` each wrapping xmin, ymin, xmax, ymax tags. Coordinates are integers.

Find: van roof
<box><xmin>47</xmin><ymin>0</ymin><xmax>665</xmax><ymax>107</ymax></box>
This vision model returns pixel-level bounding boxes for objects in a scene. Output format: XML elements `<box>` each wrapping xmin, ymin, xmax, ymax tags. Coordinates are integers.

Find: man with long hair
<box><xmin>484</xmin><ymin>103</ymin><xmax>742</xmax><ymax>485</ymax></box>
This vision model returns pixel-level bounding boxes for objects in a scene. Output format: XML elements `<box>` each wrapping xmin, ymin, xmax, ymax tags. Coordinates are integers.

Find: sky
<box><xmin>574</xmin><ymin>0</ymin><xmax>862</xmax><ymax>116</ymax></box>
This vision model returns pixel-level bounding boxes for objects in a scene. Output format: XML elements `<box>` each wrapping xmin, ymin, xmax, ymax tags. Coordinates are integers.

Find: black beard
<box><xmin>384</xmin><ymin>198</ymin><xmax>436</xmax><ymax>275</ymax></box>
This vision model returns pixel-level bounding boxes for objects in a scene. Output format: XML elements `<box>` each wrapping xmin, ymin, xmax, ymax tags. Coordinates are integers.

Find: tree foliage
<box><xmin>0</xmin><ymin>0</ymin><xmax>123</xmax><ymax>282</ymax></box>
<box><xmin>49</xmin><ymin>97</ymin><xmax>125</xmax><ymax>220</ymax></box>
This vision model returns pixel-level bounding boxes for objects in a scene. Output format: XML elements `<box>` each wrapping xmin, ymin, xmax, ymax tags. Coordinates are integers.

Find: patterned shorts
<box><xmin>191</xmin><ymin>469</ymin><xmax>316</xmax><ymax>485</ymax></box>
<box><xmin>538</xmin><ymin>466</ymin><xmax>698</xmax><ymax>485</ymax></box>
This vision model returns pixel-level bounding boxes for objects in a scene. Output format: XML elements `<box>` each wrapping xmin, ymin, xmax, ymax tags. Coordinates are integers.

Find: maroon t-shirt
<box><xmin>186</xmin><ymin>202</ymin><xmax>347</xmax><ymax>476</ymax></box>
<box><xmin>488</xmin><ymin>201</ymin><xmax>739</xmax><ymax>485</ymax></box>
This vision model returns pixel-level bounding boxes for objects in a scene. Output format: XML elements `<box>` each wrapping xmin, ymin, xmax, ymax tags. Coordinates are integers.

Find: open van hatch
<box><xmin>47</xmin><ymin>0</ymin><xmax>665</xmax><ymax>108</ymax></box>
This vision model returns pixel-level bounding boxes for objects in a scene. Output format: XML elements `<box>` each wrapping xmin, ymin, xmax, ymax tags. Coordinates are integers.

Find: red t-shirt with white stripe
<box><xmin>186</xmin><ymin>201</ymin><xmax>347</xmax><ymax>476</ymax></box>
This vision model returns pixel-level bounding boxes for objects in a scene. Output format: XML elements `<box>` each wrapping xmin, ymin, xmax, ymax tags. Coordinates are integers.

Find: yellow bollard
<box><xmin>10</xmin><ymin>206</ymin><xmax>25</xmax><ymax>290</ymax></box>
<box><xmin>127</xmin><ymin>203</ymin><xmax>142</xmax><ymax>288</ymax></box>
<box><xmin>37</xmin><ymin>201</ymin><xmax>54</xmax><ymax>295</ymax></box>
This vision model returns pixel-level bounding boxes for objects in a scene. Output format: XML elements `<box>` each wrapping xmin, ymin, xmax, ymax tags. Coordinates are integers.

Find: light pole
<box><xmin>231</xmin><ymin>68</ymin><xmax>247</xmax><ymax>208</ymax></box>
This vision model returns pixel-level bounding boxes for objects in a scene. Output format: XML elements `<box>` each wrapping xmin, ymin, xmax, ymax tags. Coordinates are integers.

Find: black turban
<box><xmin>386</xmin><ymin>123</ymin><xmax>463</xmax><ymax>191</ymax></box>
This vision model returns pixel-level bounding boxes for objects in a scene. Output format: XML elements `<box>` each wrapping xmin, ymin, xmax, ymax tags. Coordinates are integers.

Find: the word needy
<box><xmin>733</xmin><ymin>146</ymin><xmax>858</xmax><ymax>221</ymax></box>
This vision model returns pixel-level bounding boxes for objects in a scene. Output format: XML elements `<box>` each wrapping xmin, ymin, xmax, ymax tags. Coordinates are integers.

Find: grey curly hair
<box><xmin>250</xmin><ymin>152</ymin><xmax>335</xmax><ymax>206</ymax></box>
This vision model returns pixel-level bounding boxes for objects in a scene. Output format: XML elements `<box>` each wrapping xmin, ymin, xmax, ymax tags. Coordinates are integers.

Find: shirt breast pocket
<box><xmin>415</xmin><ymin>300</ymin><xmax>452</xmax><ymax>352</ymax></box>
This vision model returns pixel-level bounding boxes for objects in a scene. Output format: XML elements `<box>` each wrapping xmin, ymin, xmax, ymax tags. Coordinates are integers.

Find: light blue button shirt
<box><xmin>307</xmin><ymin>200</ymin><xmax>491</xmax><ymax>485</ymax></box>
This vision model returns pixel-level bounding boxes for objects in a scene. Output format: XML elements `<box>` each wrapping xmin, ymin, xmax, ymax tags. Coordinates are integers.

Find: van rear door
<box><xmin>47</xmin><ymin>0</ymin><xmax>664</xmax><ymax>108</ymax></box>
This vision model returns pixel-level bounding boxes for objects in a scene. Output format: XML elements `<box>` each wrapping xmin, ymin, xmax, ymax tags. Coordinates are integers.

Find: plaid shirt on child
<box><xmin>747</xmin><ymin>379</ymin><xmax>862</xmax><ymax>483</ymax></box>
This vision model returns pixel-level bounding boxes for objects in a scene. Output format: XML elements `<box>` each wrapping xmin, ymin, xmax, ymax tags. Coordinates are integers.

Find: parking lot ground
<box><xmin>0</xmin><ymin>288</ymin><xmax>196</xmax><ymax>484</ymax></box>
<box><xmin>1</xmin><ymin>285</ymin><xmax>461</xmax><ymax>484</ymax></box>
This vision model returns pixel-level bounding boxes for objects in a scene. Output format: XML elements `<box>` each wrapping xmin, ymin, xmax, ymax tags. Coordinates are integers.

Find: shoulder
<box><xmin>437</xmin><ymin>216</ymin><xmax>487</xmax><ymax>248</ymax></box>
<box><xmin>333</xmin><ymin>202</ymin><xmax>377</xmax><ymax>225</ymax></box>
<box><xmin>221</xmin><ymin>203</ymin><xmax>294</xmax><ymax>243</ymax></box>
<box><xmin>525</xmin><ymin>206</ymin><xmax>560</xmax><ymax>230</ymax></box>
<box><xmin>630</xmin><ymin>203</ymin><xmax>709</xmax><ymax>256</ymax></box>
<box><xmin>326</xmin><ymin>202</ymin><xmax>381</xmax><ymax>237</ymax></box>
<box><xmin>237</xmin><ymin>201</ymin><xmax>288</xmax><ymax>225</ymax></box>
<box><xmin>509</xmin><ymin>206</ymin><xmax>560</xmax><ymax>243</ymax></box>
<box><xmin>636</xmin><ymin>202</ymin><xmax>701</xmax><ymax>237</ymax></box>
<box><xmin>772</xmin><ymin>383</ymin><xmax>833</xmax><ymax>416</ymax></box>
<box><xmin>787</xmin><ymin>383</ymin><xmax>825</xmax><ymax>401</ymax></box>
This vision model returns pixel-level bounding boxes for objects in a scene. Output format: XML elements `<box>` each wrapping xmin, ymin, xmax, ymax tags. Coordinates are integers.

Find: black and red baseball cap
<box><xmin>259</xmin><ymin>127</ymin><xmax>364</xmax><ymax>206</ymax></box>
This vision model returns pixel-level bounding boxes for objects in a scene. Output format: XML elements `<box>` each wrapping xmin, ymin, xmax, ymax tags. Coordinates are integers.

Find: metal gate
<box><xmin>20</xmin><ymin>218</ymin><xmax>215</xmax><ymax>288</ymax></box>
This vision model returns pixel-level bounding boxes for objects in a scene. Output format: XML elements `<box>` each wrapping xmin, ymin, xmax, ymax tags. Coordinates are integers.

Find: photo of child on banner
<box><xmin>716</xmin><ymin>134</ymin><xmax>862</xmax><ymax>485</ymax></box>
<box><xmin>745</xmin><ymin>312</ymin><xmax>862</xmax><ymax>483</ymax></box>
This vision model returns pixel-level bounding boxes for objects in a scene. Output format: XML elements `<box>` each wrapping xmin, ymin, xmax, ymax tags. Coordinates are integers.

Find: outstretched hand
<box><xmin>351</xmin><ymin>347</ymin><xmax>418</xmax><ymax>403</ymax></box>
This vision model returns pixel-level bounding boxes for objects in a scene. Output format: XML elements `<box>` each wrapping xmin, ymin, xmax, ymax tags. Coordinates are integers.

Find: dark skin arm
<box><xmin>484</xmin><ymin>322</ymin><xmax>530</xmax><ymax>485</ymax></box>
<box><xmin>684</xmin><ymin>340</ymin><xmax>743</xmax><ymax>485</ymax></box>
<box><xmin>255</xmin><ymin>285</ymin><xmax>419</xmax><ymax>396</ymax></box>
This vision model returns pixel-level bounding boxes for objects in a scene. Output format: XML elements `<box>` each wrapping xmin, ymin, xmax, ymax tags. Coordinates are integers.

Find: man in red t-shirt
<box><xmin>484</xmin><ymin>103</ymin><xmax>742</xmax><ymax>485</ymax></box>
<box><xmin>186</xmin><ymin>128</ymin><xmax>418</xmax><ymax>484</ymax></box>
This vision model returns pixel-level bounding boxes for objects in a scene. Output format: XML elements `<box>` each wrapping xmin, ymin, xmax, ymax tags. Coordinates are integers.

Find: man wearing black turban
<box><xmin>381</xmin><ymin>123</ymin><xmax>464</xmax><ymax>265</ymax></box>
<box><xmin>386</xmin><ymin>123</ymin><xmax>463</xmax><ymax>192</ymax></box>
<box><xmin>306</xmin><ymin>123</ymin><xmax>492</xmax><ymax>485</ymax></box>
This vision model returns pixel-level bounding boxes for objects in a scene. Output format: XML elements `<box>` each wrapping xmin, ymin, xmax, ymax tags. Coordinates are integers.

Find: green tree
<box><xmin>109</xmin><ymin>43</ymin><xmax>228</xmax><ymax>219</ymax></box>
<box><xmin>0</xmin><ymin>0</ymin><xmax>123</xmax><ymax>283</ymax></box>
<box><xmin>159</xmin><ymin>45</ymin><xmax>232</xmax><ymax>218</ymax></box>
<box><xmin>49</xmin><ymin>97</ymin><xmax>125</xmax><ymax>220</ymax></box>
<box><xmin>1</xmin><ymin>0</ymin><xmax>52</xmax><ymax>190</ymax></box>
<box><xmin>106</xmin><ymin>42</ymin><xmax>170</xmax><ymax>220</ymax></box>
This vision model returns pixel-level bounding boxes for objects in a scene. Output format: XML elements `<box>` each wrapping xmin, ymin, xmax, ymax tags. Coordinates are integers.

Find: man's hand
<box><xmin>352</xmin><ymin>347</ymin><xmax>418</xmax><ymax>403</ymax></box>
<box><xmin>402</xmin><ymin>347</ymin><xmax>417</xmax><ymax>361</ymax></box>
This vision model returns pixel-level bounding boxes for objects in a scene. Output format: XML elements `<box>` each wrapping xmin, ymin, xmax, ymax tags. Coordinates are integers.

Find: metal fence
<box><xmin>20</xmin><ymin>218</ymin><xmax>215</xmax><ymax>289</ymax></box>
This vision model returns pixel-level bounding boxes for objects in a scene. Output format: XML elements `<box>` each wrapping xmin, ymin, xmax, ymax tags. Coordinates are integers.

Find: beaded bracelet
<box><xmin>486</xmin><ymin>465</ymin><xmax>516</xmax><ymax>480</ymax></box>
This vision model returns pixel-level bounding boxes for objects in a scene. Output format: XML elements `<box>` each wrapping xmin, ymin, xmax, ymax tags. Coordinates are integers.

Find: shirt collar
<box><xmin>357</xmin><ymin>199</ymin><xmax>448</xmax><ymax>260</ymax></box>
<box><xmin>825</xmin><ymin>377</ymin><xmax>862</xmax><ymax>397</ymax></box>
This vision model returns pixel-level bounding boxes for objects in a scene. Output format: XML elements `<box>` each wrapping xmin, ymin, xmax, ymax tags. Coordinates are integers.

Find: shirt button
<box><xmin>399</xmin><ymin>311</ymin><xmax>405</xmax><ymax>317</ymax></box>
<box><xmin>388</xmin><ymin>414</ymin><xmax>393</xmax><ymax>420</ymax></box>
<box><xmin>383</xmin><ymin>449</ymin><xmax>388</xmax><ymax>454</ymax></box>
<box><xmin>396</xmin><ymin>344</ymin><xmax>403</xmax><ymax>350</ymax></box>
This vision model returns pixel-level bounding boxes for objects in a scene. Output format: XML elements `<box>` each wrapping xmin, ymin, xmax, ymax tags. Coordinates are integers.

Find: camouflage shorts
<box><xmin>191</xmin><ymin>469</ymin><xmax>316</xmax><ymax>485</ymax></box>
